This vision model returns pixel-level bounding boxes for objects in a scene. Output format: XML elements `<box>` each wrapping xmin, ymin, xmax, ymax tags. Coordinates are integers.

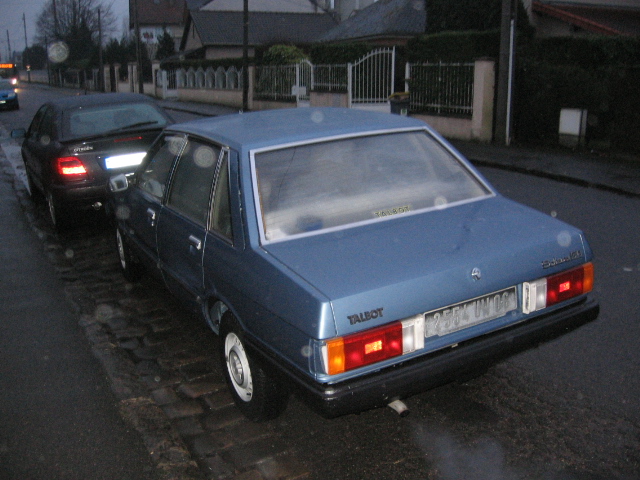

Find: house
<box><xmin>527</xmin><ymin>0</ymin><xmax>640</xmax><ymax>37</ymax></box>
<box><xmin>330</xmin><ymin>0</ymin><xmax>379</xmax><ymax>22</ymax></box>
<box><xmin>129</xmin><ymin>0</ymin><xmax>193</xmax><ymax>59</ymax></box>
<box><xmin>180</xmin><ymin>0</ymin><xmax>338</xmax><ymax>59</ymax></box>
<box><xmin>318</xmin><ymin>0</ymin><xmax>426</xmax><ymax>46</ymax></box>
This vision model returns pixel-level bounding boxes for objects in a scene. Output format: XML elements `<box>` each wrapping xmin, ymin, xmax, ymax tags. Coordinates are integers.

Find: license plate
<box><xmin>425</xmin><ymin>286</ymin><xmax>518</xmax><ymax>338</ymax></box>
<box><xmin>105</xmin><ymin>152</ymin><xmax>146</xmax><ymax>169</ymax></box>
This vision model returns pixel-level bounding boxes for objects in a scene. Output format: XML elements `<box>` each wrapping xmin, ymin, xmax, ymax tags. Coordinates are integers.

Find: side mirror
<box><xmin>109</xmin><ymin>173</ymin><xmax>130</xmax><ymax>193</ymax></box>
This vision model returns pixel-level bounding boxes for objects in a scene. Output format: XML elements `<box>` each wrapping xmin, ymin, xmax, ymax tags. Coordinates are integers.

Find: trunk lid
<box><xmin>263</xmin><ymin>196</ymin><xmax>589</xmax><ymax>338</ymax></box>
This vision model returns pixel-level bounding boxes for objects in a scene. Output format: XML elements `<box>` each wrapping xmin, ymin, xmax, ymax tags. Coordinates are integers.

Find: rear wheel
<box><xmin>116</xmin><ymin>227</ymin><xmax>142</xmax><ymax>282</ymax></box>
<box><xmin>24</xmin><ymin>166</ymin><xmax>42</xmax><ymax>201</ymax></box>
<box><xmin>220</xmin><ymin>314</ymin><xmax>288</xmax><ymax>421</ymax></box>
<box><xmin>46</xmin><ymin>190</ymin><xmax>68</xmax><ymax>231</ymax></box>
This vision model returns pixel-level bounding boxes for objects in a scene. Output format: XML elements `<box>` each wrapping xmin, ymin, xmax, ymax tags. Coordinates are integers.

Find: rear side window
<box><xmin>138</xmin><ymin>134</ymin><xmax>186</xmax><ymax>199</ymax></box>
<box><xmin>167</xmin><ymin>138</ymin><xmax>221</xmax><ymax>226</ymax></box>
<box><xmin>27</xmin><ymin>105</ymin><xmax>48</xmax><ymax>141</ymax></box>
<box><xmin>210</xmin><ymin>152</ymin><xmax>233</xmax><ymax>240</ymax></box>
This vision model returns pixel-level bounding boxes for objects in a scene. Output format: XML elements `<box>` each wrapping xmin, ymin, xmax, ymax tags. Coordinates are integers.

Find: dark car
<box><xmin>0</xmin><ymin>79</ymin><xmax>19</xmax><ymax>110</ymax></box>
<box><xmin>110</xmin><ymin>108</ymin><xmax>598</xmax><ymax>421</ymax></box>
<box><xmin>13</xmin><ymin>92</ymin><xmax>172</xmax><ymax>229</ymax></box>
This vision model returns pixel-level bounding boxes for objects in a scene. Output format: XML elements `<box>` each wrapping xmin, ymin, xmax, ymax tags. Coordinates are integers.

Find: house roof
<box><xmin>186</xmin><ymin>0</ymin><xmax>210</xmax><ymax>9</ymax></box>
<box><xmin>532</xmin><ymin>1</ymin><xmax>640</xmax><ymax>36</ymax></box>
<box><xmin>318</xmin><ymin>0</ymin><xmax>425</xmax><ymax>43</ymax></box>
<box><xmin>131</xmin><ymin>0</ymin><xmax>186</xmax><ymax>27</ymax></box>
<box><xmin>188</xmin><ymin>10</ymin><xmax>337</xmax><ymax>46</ymax></box>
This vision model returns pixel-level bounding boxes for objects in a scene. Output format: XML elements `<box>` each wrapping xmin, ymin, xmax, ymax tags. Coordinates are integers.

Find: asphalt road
<box><xmin>0</xmin><ymin>132</ymin><xmax>159</xmax><ymax>478</ymax></box>
<box><xmin>0</xmin><ymin>84</ymin><xmax>638</xmax><ymax>480</ymax></box>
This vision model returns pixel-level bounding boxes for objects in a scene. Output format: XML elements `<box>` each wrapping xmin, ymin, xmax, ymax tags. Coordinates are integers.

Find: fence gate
<box><xmin>349</xmin><ymin>47</ymin><xmax>395</xmax><ymax>112</ymax></box>
<box><xmin>158</xmin><ymin>69</ymin><xmax>178</xmax><ymax>99</ymax></box>
<box><xmin>295</xmin><ymin>59</ymin><xmax>312</xmax><ymax>106</ymax></box>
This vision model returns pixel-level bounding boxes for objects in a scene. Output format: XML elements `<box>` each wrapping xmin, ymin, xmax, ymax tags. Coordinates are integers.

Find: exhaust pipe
<box><xmin>388</xmin><ymin>399</ymin><xmax>410</xmax><ymax>417</ymax></box>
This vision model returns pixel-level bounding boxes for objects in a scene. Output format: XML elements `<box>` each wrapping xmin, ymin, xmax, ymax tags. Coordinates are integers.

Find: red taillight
<box><xmin>326</xmin><ymin>322</ymin><xmax>403</xmax><ymax>375</ymax></box>
<box><xmin>56</xmin><ymin>157</ymin><xmax>87</xmax><ymax>177</ymax></box>
<box><xmin>523</xmin><ymin>262</ymin><xmax>594</xmax><ymax>313</ymax></box>
<box><xmin>546</xmin><ymin>262</ymin><xmax>593</xmax><ymax>307</ymax></box>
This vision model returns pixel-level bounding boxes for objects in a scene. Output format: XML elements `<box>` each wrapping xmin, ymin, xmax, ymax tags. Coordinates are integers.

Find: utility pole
<box><xmin>133</xmin><ymin>0</ymin><xmax>144</xmax><ymax>93</ymax></box>
<box><xmin>6</xmin><ymin>30</ymin><xmax>11</xmax><ymax>62</ymax></box>
<box><xmin>53</xmin><ymin>0</ymin><xmax>59</xmax><ymax>39</ymax></box>
<box><xmin>495</xmin><ymin>0</ymin><xmax>518</xmax><ymax>146</ymax></box>
<box><xmin>23</xmin><ymin>13</ymin><xmax>30</xmax><ymax>80</ymax></box>
<box><xmin>98</xmin><ymin>8</ymin><xmax>104</xmax><ymax>92</ymax></box>
<box><xmin>242</xmin><ymin>0</ymin><xmax>249</xmax><ymax>111</ymax></box>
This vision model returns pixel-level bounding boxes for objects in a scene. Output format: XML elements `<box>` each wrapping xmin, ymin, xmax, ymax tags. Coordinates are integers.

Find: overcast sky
<box><xmin>0</xmin><ymin>0</ymin><xmax>129</xmax><ymax>61</ymax></box>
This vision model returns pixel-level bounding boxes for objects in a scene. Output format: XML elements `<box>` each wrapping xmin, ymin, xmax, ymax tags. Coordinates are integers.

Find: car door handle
<box><xmin>188</xmin><ymin>235</ymin><xmax>202</xmax><ymax>251</ymax></box>
<box><xmin>146</xmin><ymin>208</ymin><xmax>157</xmax><ymax>226</ymax></box>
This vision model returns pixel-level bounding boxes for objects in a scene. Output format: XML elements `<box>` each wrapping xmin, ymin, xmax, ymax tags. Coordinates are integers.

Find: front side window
<box><xmin>167</xmin><ymin>138</ymin><xmax>221</xmax><ymax>226</ymax></box>
<box><xmin>138</xmin><ymin>134</ymin><xmax>186</xmax><ymax>199</ymax></box>
<box><xmin>253</xmin><ymin>130</ymin><xmax>491</xmax><ymax>242</ymax></box>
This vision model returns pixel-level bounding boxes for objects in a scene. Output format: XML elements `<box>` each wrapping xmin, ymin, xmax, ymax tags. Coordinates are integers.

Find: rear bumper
<box><xmin>253</xmin><ymin>297</ymin><xmax>599</xmax><ymax>418</ymax></box>
<box><xmin>50</xmin><ymin>183</ymin><xmax>107</xmax><ymax>210</ymax></box>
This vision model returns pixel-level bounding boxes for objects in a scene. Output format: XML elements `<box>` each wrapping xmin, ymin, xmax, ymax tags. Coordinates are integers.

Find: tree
<box><xmin>262</xmin><ymin>45</ymin><xmax>307</xmax><ymax>65</ymax></box>
<box><xmin>104</xmin><ymin>33</ymin><xmax>152</xmax><ymax>81</ymax></box>
<box><xmin>35</xmin><ymin>0</ymin><xmax>117</xmax><ymax>66</ymax></box>
<box><xmin>22</xmin><ymin>45</ymin><xmax>48</xmax><ymax>70</ymax></box>
<box><xmin>155</xmin><ymin>29</ymin><xmax>176</xmax><ymax>61</ymax></box>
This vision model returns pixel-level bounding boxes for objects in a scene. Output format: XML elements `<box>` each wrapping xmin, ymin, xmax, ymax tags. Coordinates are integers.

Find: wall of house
<box><xmin>182</xmin><ymin>23</ymin><xmax>202</xmax><ymax>52</ymax></box>
<box><xmin>205</xmin><ymin>47</ymin><xmax>255</xmax><ymax>60</ymax></box>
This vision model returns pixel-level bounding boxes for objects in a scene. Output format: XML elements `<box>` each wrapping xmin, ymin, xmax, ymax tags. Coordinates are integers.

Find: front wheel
<box><xmin>116</xmin><ymin>227</ymin><xmax>142</xmax><ymax>282</ymax></box>
<box><xmin>220</xmin><ymin>314</ymin><xmax>288</xmax><ymax>421</ymax></box>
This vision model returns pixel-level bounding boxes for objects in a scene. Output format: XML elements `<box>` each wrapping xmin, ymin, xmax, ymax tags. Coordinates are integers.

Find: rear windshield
<box><xmin>253</xmin><ymin>130</ymin><xmax>491</xmax><ymax>242</ymax></box>
<box><xmin>0</xmin><ymin>79</ymin><xmax>13</xmax><ymax>89</ymax></box>
<box><xmin>62</xmin><ymin>102</ymin><xmax>169</xmax><ymax>138</ymax></box>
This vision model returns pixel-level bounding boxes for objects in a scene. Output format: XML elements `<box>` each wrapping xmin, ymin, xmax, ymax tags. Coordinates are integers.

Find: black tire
<box><xmin>24</xmin><ymin>167</ymin><xmax>42</xmax><ymax>201</ymax></box>
<box><xmin>220</xmin><ymin>313</ymin><xmax>288</xmax><ymax>421</ymax></box>
<box><xmin>46</xmin><ymin>190</ymin><xmax>68</xmax><ymax>231</ymax></box>
<box><xmin>115</xmin><ymin>227</ymin><xmax>142</xmax><ymax>282</ymax></box>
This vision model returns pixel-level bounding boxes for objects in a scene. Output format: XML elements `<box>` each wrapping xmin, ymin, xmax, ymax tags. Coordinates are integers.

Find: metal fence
<box><xmin>350</xmin><ymin>48</ymin><xmax>395</xmax><ymax>105</ymax></box>
<box><xmin>254</xmin><ymin>64</ymin><xmax>297</xmax><ymax>101</ymax></box>
<box><xmin>155</xmin><ymin>56</ymin><xmax>475</xmax><ymax>116</ymax></box>
<box><xmin>407</xmin><ymin>62</ymin><xmax>475</xmax><ymax>117</ymax></box>
<box><xmin>312</xmin><ymin>63</ymin><xmax>348</xmax><ymax>92</ymax></box>
<box><xmin>48</xmin><ymin>68</ymin><xmax>102</xmax><ymax>91</ymax></box>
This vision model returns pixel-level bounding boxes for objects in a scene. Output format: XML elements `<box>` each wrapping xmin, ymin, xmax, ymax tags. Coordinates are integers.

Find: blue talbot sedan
<box><xmin>109</xmin><ymin>108</ymin><xmax>598</xmax><ymax>421</ymax></box>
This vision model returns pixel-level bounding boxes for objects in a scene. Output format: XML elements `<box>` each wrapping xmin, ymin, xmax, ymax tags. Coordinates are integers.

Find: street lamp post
<box><xmin>242</xmin><ymin>0</ymin><xmax>249</xmax><ymax>111</ymax></box>
<box><xmin>495</xmin><ymin>0</ymin><xmax>518</xmax><ymax>146</ymax></box>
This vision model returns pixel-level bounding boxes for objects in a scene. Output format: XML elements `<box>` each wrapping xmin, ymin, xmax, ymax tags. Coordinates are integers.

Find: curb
<box><xmin>469</xmin><ymin>158</ymin><xmax>640</xmax><ymax>199</ymax></box>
